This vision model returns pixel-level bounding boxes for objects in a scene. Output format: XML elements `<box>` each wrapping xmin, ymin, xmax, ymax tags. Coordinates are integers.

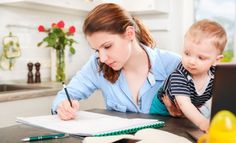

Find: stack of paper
<box><xmin>17</xmin><ymin>111</ymin><xmax>164</xmax><ymax>137</ymax></box>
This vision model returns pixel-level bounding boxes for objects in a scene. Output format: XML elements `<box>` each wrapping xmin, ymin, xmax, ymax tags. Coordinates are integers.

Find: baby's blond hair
<box><xmin>185</xmin><ymin>19</ymin><xmax>227</xmax><ymax>54</ymax></box>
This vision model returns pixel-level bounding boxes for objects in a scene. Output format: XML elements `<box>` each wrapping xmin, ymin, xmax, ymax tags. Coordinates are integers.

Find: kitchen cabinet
<box><xmin>0</xmin><ymin>95</ymin><xmax>55</xmax><ymax>128</ymax></box>
<box><xmin>0</xmin><ymin>0</ymin><xmax>99</xmax><ymax>16</ymax></box>
<box><xmin>0</xmin><ymin>0</ymin><xmax>169</xmax><ymax>15</ymax></box>
<box><xmin>101</xmin><ymin>0</ymin><xmax>169</xmax><ymax>15</ymax></box>
<box><xmin>0</xmin><ymin>84</ymin><xmax>104</xmax><ymax>128</ymax></box>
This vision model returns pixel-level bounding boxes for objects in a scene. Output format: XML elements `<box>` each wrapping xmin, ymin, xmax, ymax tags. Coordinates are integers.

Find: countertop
<box><xmin>0</xmin><ymin>82</ymin><xmax>62</xmax><ymax>103</ymax></box>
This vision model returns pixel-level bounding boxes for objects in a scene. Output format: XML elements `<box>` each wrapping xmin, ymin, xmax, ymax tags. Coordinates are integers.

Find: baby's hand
<box><xmin>199</xmin><ymin>119</ymin><xmax>210</xmax><ymax>132</ymax></box>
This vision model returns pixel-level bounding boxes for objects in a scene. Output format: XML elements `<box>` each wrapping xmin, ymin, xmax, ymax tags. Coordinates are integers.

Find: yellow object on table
<box><xmin>198</xmin><ymin>110</ymin><xmax>236</xmax><ymax>143</ymax></box>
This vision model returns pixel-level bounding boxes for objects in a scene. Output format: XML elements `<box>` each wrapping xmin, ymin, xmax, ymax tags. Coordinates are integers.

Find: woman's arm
<box><xmin>51</xmin><ymin>55</ymin><xmax>100</xmax><ymax>119</ymax></box>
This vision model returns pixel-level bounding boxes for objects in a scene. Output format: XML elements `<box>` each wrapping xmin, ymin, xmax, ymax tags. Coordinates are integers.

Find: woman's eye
<box><xmin>104</xmin><ymin>45</ymin><xmax>111</xmax><ymax>49</ymax></box>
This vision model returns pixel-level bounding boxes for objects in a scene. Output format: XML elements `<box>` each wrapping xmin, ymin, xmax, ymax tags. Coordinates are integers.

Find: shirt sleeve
<box><xmin>51</xmin><ymin>54</ymin><xmax>101</xmax><ymax>113</ymax></box>
<box><xmin>157</xmin><ymin>49</ymin><xmax>181</xmax><ymax>74</ymax></box>
<box><xmin>168</xmin><ymin>71</ymin><xmax>191</xmax><ymax>97</ymax></box>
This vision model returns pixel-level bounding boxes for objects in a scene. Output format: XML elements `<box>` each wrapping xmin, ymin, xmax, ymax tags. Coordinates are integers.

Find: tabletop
<box><xmin>0</xmin><ymin>109</ymin><xmax>198</xmax><ymax>143</ymax></box>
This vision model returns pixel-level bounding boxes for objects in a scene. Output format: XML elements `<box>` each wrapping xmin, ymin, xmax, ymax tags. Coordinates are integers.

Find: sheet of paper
<box><xmin>17</xmin><ymin>111</ymin><xmax>160</xmax><ymax>136</ymax></box>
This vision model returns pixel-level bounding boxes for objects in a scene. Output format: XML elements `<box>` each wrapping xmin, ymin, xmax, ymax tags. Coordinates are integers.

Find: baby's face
<box><xmin>182</xmin><ymin>39</ymin><xmax>221</xmax><ymax>77</ymax></box>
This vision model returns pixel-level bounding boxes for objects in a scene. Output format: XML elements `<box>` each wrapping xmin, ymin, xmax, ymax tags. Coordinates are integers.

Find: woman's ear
<box><xmin>125</xmin><ymin>26</ymin><xmax>135</xmax><ymax>40</ymax></box>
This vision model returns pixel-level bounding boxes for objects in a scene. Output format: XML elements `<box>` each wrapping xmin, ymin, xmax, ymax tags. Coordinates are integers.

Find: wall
<box><xmin>0</xmin><ymin>5</ymin><xmax>93</xmax><ymax>82</ymax></box>
<box><xmin>0</xmin><ymin>0</ymin><xmax>194</xmax><ymax>82</ymax></box>
<box><xmin>146</xmin><ymin>0</ymin><xmax>194</xmax><ymax>53</ymax></box>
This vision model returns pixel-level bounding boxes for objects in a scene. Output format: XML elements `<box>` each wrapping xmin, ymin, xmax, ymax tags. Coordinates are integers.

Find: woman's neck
<box><xmin>123</xmin><ymin>41</ymin><xmax>149</xmax><ymax>73</ymax></box>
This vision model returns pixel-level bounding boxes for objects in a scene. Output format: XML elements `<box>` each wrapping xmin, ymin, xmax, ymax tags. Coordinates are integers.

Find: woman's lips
<box><xmin>108</xmin><ymin>62</ymin><xmax>115</xmax><ymax>67</ymax></box>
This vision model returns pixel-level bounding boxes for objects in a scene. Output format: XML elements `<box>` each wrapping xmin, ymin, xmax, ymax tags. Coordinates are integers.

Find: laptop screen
<box><xmin>210</xmin><ymin>64</ymin><xmax>236</xmax><ymax>119</ymax></box>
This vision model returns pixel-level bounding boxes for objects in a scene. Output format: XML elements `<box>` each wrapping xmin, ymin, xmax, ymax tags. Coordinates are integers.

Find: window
<box><xmin>195</xmin><ymin>0</ymin><xmax>235</xmax><ymax>62</ymax></box>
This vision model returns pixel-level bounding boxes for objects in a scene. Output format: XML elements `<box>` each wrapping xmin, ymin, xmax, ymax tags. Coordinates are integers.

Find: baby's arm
<box><xmin>175</xmin><ymin>95</ymin><xmax>209</xmax><ymax>132</ymax></box>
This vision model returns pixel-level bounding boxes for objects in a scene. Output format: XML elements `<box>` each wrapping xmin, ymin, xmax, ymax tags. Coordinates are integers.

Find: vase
<box><xmin>55</xmin><ymin>48</ymin><xmax>65</xmax><ymax>82</ymax></box>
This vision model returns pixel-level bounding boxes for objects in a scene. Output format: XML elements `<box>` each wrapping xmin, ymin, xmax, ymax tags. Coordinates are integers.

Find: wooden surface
<box><xmin>0</xmin><ymin>109</ymin><xmax>197</xmax><ymax>143</ymax></box>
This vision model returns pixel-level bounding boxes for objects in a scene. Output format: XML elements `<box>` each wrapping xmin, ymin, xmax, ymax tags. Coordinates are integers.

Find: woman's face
<box><xmin>87</xmin><ymin>31</ymin><xmax>132</xmax><ymax>71</ymax></box>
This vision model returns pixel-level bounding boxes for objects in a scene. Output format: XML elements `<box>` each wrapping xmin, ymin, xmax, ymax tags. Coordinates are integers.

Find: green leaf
<box><xmin>37</xmin><ymin>41</ymin><xmax>44</xmax><ymax>47</ymax></box>
<box><xmin>69</xmin><ymin>47</ymin><xmax>76</xmax><ymax>55</ymax></box>
<box><xmin>46</xmin><ymin>33</ymin><xmax>57</xmax><ymax>47</ymax></box>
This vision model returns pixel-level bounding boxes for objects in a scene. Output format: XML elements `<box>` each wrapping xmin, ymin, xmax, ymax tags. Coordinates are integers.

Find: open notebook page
<box><xmin>17</xmin><ymin>111</ymin><xmax>162</xmax><ymax>136</ymax></box>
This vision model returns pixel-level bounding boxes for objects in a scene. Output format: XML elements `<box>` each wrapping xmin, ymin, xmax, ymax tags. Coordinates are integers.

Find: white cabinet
<box><xmin>0</xmin><ymin>0</ymin><xmax>100</xmax><ymax>15</ymax></box>
<box><xmin>0</xmin><ymin>91</ymin><xmax>104</xmax><ymax>128</ymax></box>
<box><xmin>0</xmin><ymin>96</ymin><xmax>55</xmax><ymax>128</ymax></box>
<box><xmin>0</xmin><ymin>0</ymin><xmax>169</xmax><ymax>15</ymax></box>
<box><xmin>101</xmin><ymin>0</ymin><xmax>170</xmax><ymax>15</ymax></box>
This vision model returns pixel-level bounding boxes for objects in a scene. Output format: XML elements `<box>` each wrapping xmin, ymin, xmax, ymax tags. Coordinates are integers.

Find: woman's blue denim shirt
<box><xmin>51</xmin><ymin>45</ymin><xmax>180</xmax><ymax>114</ymax></box>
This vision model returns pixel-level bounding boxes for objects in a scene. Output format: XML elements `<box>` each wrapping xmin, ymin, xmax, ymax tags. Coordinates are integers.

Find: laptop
<box><xmin>187</xmin><ymin>63</ymin><xmax>236</xmax><ymax>140</ymax></box>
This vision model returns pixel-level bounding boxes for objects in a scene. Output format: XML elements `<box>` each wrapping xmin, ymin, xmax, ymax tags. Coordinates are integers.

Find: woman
<box><xmin>51</xmin><ymin>3</ymin><xmax>181</xmax><ymax>120</ymax></box>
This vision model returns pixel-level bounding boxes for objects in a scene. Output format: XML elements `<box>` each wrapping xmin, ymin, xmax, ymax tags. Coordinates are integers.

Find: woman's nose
<box><xmin>99</xmin><ymin>50</ymin><xmax>108</xmax><ymax>63</ymax></box>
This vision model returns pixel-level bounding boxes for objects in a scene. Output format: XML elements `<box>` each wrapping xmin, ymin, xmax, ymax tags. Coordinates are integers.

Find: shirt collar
<box><xmin>177</xmin><ymin>63</ymin><xmax>216</xmax><ymax>81</ymax></box>
<box><xmin>142</xmin><ymin>45</ymin><xmax>167</xmax><ymax>81</ymax></box>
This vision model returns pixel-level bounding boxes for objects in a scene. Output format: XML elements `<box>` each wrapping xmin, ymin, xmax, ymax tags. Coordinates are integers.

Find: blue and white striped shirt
<box><xmin>158</xmin><ymin>63</ymin><xmax>215</xmax><ymax>107</ymax></box>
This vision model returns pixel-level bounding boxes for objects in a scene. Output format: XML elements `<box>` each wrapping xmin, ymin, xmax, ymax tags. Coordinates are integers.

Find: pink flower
<box><xmin>57</xmin><ymin>20</ymin><xmax>65</xmax><ymax>28</ymax></box>
<box><xmin>68</xmin><ymin>26</ymin><xmax>76</xmax><ymax>34</ymax></box>
<box><xmin>38</xmin><ymin>25</ymin><xmax>45</xmax><ymax>32</ymax></box>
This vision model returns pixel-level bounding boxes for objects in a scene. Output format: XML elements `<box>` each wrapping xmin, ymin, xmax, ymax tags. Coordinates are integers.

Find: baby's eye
<box><xmin>198</xmin><ymin>56</ymin><xmax>206</xmax><ymax>60</ymax></box>
<box><xmin>184</xmin><ymin>51</ymin><xmax>190</xmax><ymax>56</ymax></box>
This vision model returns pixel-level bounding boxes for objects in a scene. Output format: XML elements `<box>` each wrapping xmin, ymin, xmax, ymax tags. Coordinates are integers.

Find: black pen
<box><xmin>21</xmin><ymin>133</ymin><xmax>68</xmax><ymax>142</ymax></box>
<box><xmin>62</xmin><ymin>82</ymin><xmax>73</xmax><ymax>107</ymax></box>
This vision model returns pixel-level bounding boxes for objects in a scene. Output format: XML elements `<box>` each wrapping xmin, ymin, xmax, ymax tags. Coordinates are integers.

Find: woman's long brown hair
<box><xmin>83</xmin><ymin>3</ymin><xmax>155</xmax><ymax>83</ymax></box>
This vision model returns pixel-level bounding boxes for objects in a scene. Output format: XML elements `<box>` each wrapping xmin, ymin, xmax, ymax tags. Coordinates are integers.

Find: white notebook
<box><xmin>16</xmin><ymin>111</ymin><xmax>164</xmax><ymax>137</ymax></box>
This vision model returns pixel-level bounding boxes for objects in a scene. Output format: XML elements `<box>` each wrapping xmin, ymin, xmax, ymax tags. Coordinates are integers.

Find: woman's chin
<box><xmin>110</xmin><ymin>65</ymin><xmax>122</xmax><ymax>71</ymax></box>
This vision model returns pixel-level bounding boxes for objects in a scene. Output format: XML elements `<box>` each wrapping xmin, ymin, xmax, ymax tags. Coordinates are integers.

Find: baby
<box><xmin>150</xmin><ymin>19</ymin><xmax>227</xmax><ymax>132</ymax></box>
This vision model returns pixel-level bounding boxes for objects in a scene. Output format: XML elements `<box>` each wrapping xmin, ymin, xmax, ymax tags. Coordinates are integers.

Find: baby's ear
<box><xmin>216</xmin><ymin>54</ymin><xmax>224</xmax><ymax>61</ymax></box>
<box><xmin>214</xmin><ymin>54</ymin><xmax>224</xmax><ymax>65</ymax></box>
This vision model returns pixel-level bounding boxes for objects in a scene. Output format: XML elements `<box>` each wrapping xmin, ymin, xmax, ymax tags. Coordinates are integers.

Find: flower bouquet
<box><xmin>37</xmin><ymin>20</ymin><xmax>78</xmax><ymax>82</ymax></box>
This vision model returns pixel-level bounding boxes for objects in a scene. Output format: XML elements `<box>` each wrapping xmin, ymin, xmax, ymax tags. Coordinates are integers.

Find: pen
<box><xmin>21</xmin><ymin>133</ymin><xmax>68</xmax><ymax>142</ymax></box>
<box><xmin>62</xmin><ymin>82</ymin><xmax>73</xmax><ymax>107</ymax></box>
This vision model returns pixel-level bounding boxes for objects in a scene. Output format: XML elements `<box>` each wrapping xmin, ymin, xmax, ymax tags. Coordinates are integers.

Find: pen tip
<box><xmin>21</xmin><ymin>138</ymin><xmax>29</xmax><ymax>142</ymax></box>
<box><xmin>62</xmin><ymin>81</ymin><xmax>65</xmax><ymax>85</ymax></box>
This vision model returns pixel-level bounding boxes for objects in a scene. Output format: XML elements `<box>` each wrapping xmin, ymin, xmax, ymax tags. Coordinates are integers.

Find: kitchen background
<box><xmin>0</xmin><ymin>0</ymin><xmax>235</xmax><ymax>127</ymax></box>
<box><xmin>0</xmin><ymin>0</ymin><xmax>194</xmax><ymax>82</ymax></box>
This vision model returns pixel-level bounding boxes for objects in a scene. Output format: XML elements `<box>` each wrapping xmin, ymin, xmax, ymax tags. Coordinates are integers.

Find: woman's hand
<box><xmin>162</xmin><ymin>95</ymin><xmax>184</xmax><ymax>117</ymax></box>
<box><xmin>57</xmin><ymin>99</ymin><xmax>80</xmax><ymax>120</ymax></box>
